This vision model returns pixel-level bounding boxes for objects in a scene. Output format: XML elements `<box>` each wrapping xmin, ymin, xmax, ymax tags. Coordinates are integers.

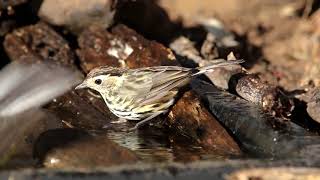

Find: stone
<box><xmin>0</xmin><ymin>20</ymin><xmax>16</xmax><ymax>37</ymax></box>
<box><xmin>227</xmin><ymin>167</ymin><xmax>320</xmax><ymax>180</ymax></box>
<box><xmin>307</xmin><ymin>89</ymin><xmax>320</xmax><ymax>124</ymax></box>
<box><xmin>111</xmin><ymin>24</ymin><xmax>177</xmax><ymax>68</ymax></box>
<box><xmin>77</xmin><ymin>24</ymin><xmax>177</xmax><ymax>73</ymax></box>
<box><xmin>38</xmin><ymin>0</ymin><xmax>115</xmax><ymax>34</ymax></box>
<box><xmin>4</xmin><ymin>22</ymin><xmax>75</xmax><ymax>66</ymax></box>
<box><xmin>46</xmin><ymin>91</ymin><xmax>113</xmax><ymax>130</ymax></box>
<box><xmin>167</xmin><ymin>91</ymin><xmax>242</xmax><ymax>156</ymax></box>
<box><xmin>233</xmin><ymin>74</ymin><xmax>294</xmax><ymax>118</ymax></box>
<box><xmin>34</xmin><ymin>128</ymin><xmax>138</xmax><ymax>168</ymax></box>
<box><xmin>77</xmin><ymin>25</ymin><xmax>121</xmax><ymax>73</ymax></box>
<box><xmin>192</xmin><ymin>79</ymin><xmax>319</xmax><ymax>158</ymax></box>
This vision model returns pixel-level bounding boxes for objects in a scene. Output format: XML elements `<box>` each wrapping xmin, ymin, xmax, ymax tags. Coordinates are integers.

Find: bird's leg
<box><xmin>128</xmin><ymin>111</ymin><xmax>163</xmax><ymax>131</ymax></box>
<box><xmin>111</xmin><ymin>117</ymin><xmax>128</xmax><ymax>124</ymax></box>
<box><xmin>103</xmin><ymin>118</ymin><xmax>128</xmax><ymax>129</ymax></box>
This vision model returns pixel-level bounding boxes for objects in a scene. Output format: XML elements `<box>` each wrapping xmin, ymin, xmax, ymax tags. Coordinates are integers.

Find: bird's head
<box><xmin>75</xmin><ymin>66</ymin><xmax>125</xmax><ymax>94</ymax></box>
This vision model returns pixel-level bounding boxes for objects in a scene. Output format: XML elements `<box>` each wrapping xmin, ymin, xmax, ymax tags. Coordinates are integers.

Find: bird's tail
<box><xmin>192</xmin><ymin>59</ymin><xmax>244</xmax><ymax>76</ymax></box>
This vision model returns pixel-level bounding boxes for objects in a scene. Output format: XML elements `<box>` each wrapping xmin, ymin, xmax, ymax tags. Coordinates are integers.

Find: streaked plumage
<box><xmin>75</xmin><ymin>59</ymin><xmax>244</xmax><ymax>130</ymax></box>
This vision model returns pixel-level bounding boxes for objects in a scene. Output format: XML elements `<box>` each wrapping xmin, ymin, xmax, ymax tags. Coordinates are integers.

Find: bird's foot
<box><xmin>111</xmin><ymin>118</ymin><xmax>127</xmax><ymax>124</ymax></box>
<box><xmin>127</xmin><ymin>123</ymin><xmax>143</xmax><ymax>132</ymax></box>
<box><xmin>127</xmin><ymin>112</ymin><xmax>163</xmax><ymax>131</ymax></box>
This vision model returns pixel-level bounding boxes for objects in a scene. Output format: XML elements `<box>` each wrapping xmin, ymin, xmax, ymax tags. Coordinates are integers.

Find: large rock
<box><xmin>307</xmin><ymin>89</ymin><xmax>320</xmax><ymax>124</ymax></box>
<box><xmin>38</xmin><ymin>0</ymin><xmax>115</xmax><ymax>34</ymax></box>
<box><xmin>4</xmin><ymin>22</ymin><xmax>75</xmax><ymax>66</ymax></box>
<box><xmin>77</xmin><ymin>25</ymin><xmax>122</xmax><ymax>73</ymax></box>
<box><xmin>227</xmin><ymin>167</ymin><xmax>320</xmax><ymax>180</ymax></box>
<box><xmin>77</xmin><ymin>24</ymin><xmax>177</xmax><ymax>73</ymax></box>
<box><xmin>167</xmin><ymin>91</ymin><xmax>242</xmax><ymax>156</ymax></box>
<box><xmin>192</xmin><ymin>79</ymin><xmax>320</xmax><ymax>158</ymax></box>
<box><xmin>34</xmin><ymin>128</ymin><xmax>138</xmax><ymax>168</ymax></box>
<box><xmin>46</xmin><ymin>91</ymin><xmax>115</xmax><ymax>130</ymax></box>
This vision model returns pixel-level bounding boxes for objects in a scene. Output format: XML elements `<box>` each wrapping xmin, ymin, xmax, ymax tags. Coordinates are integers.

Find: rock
<box><xmin>34</xmin><ymin>128</ymin><xmax>138</xmax><ymax>168</ymax></box>
<box><xmin>197</xmin><ymin>17</ymin><xmax>239</xmax><ymax>48</ymax></box>
<box><xmin>200</xmin><ymin>33</ymin><xmax>219</xmax><ymax>60</ymax></box>
<box><xmin>227</xmin><ymin>167</ymin><xmax>320</xmax><ymax>180</ymax></box>
<box><xmin>307</xmin><ymin>89</ymin><xmax>320</xmax><ymax>124</ymax></box>
<box><xmin>77</xmin><ymin>25</ymin><xmax>122</xmax><ymax>73</ymax></box>
<box><xmin>300</xmin><ymin>10</ymin><xmax>320</xmax><ymax>88</ymax></box>
<box><xmin>192</xmin><ymin>79</ymin><xmax>319</xmax><ymax>158</ymax></box>
<box><xmin>233</xmin><ymin>74</ymin><xmax>294</xmax><ymax>118</ymax></box>
<box><xmin>4</xmin><ymin>22</ymin><xmax>75</xmax><ymax>66</ymax></box>
<box><xmin>46</xmin><ymin>91</ymin><xmax>113</xmax><ymax>130</ymax></box>
<box><xmin>111</xmin><ymin>24</ymin><xmax>177</xmax><ymax>68</ymax></box>
<box><xmin>76</xmin><ymin>90</ymin><xmax>118</xmax><ymax>122</ymax></box>
<box><xmin>167</xmin><ymin>91</ymin><xmax>242</xmax><ymax>156</ymax></box>
<box><xmin>203</xmin><ymin>54</ymin><xmax>243</xmax><ymax>90</ymax></box>
<box><xmin>158</xmin><ymin>0</ymin><xmax>239</xmax><ymax>26</ymax></box>
<box><xmin>312</xmin><ymin>9</ymin><xmax>320</xmax><ymax>35</ymax></box>
<box><xmin>38</xmin><ymin>0</ymin><xmax>116</xmax><ymax>34</ymax></box>
<box><xmin>77</xmin><ymin>24</ymin><xmax>177</xmax><ymax>73</ymax></box>
<box><xmin>0</xmin><ymin>20</ymin><xmax>16</xmax><ymax>36</ymax></box>
<box><xmin>170</xmin><ymin>36</ymin><xmax>211</xmax><ymax>65</ymax></box>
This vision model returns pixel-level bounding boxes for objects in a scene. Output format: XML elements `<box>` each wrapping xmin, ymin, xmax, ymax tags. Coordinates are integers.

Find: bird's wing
<box><xmin>119</xmin><ymin>66</ymin><xmax>192</xmax><ymax>104</ymax></box>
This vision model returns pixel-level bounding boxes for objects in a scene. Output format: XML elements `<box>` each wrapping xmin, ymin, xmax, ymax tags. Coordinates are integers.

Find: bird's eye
<box><xmin>95</xmin><ymin>79</ymin><xmax>102</xmax><ymax>85</ymax></box>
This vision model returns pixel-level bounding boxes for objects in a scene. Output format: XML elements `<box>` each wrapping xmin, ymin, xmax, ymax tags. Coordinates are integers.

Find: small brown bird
<box><xmin>75</xmin><ymin>59</ymin><xmax>244</xmax><ymax>130</ymax></box>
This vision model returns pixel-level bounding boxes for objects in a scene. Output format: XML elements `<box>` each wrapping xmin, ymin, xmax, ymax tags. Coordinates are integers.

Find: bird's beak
<box><xmin>75</xmin><ymin>82</ymin><xmax>87</xmax><ymax>90</ymax></box>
